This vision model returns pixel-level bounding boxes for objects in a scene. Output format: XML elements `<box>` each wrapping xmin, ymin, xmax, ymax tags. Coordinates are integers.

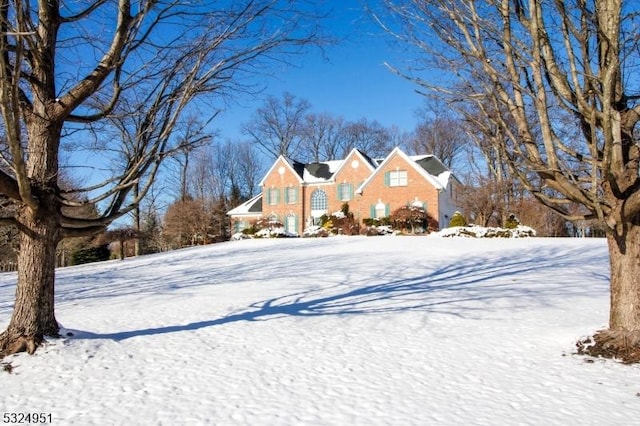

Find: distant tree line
<box><xmin>0</xmin><ymin>87</ymin><xmax>597</xmax><ymax>273</ymax></box>
<box><xmin>241</xmin><ymin>91</ymin><xmax>468</xmax><ymax>168</ymax></box>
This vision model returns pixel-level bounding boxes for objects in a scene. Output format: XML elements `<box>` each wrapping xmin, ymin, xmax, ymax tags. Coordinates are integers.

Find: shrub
<box><xmin>340</xmin><ymin>202</ymin><xmax>350</xmax><ymax>216</ymax></box>
<box><xmin>71</xmin><ymin>244</ymin><xmax>111</xmax><ymax>265</ymax></box>
<box><xmin>246</xmin><ymin>217</ymin><xmax>297</xmax><ymax>238</ymax></box>
<box><xmin>504</xmin><ymin>214</ymin><xmax>520</xmax><ymax>229</ymax></box>
<box><xmin>391</xmin><ymin>205</ymin><xmax>437</xmax><ymax>234</ymax></box>
<box><xmin>302</xmin><ymin>226</ymin><xmax>329</xmax><ymax>237</ymax></box>
<box><xmin>362</xmin><ymin>218</ymin><xmax>377</xmax><ymax>227</ymax></box>
<box><xmin>316</xmin><ymin>208</ymin><xmax>359</xmax><ymax>235</ymax></box>
<box><xmin>363</xmin><ymin>217</ymin><xmax>391</xmax><ymax>227</ymax></box>
<box><xmin>449</xmin><ymin>211</ymin><xmax>467</xmax><ymax>227</ymax></box>
<box><xmin>438</xmin><ymin>225</ymin><xmax>536</xmax><ymax>238</ymax></box>
<box><xmin>242</xmin><ymin>226</ymin><xmax>257</xmax><ymax>235</ymax></box>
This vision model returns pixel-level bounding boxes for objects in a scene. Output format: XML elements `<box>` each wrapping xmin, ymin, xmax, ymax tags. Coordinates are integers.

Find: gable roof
<box><xmin>256</xmin><ymin>149</ymin><xmax>454</xmax><ymax>195</ymax></box>
<box><xmin>258</xmin><ymin>154</ymin><xmax>349</xmax><ymax>185</ymax></box>
<box><xmin>258</xmin><ymin>156</ymin><xmax>305</xmax><ymax>186</ymax></box>
<box><xmin>410</xmin><ymin>155</ymin><xmax>452</xmax><ymax>188</ymax></box>
<box><xmin>356</xmin><ymin>147</ymin><xmax>451</xmax><ymax>193</ymax></box>
<box><xmin>227</xmin><ymin>193</ymin><xmax>262</xmax><ymax>216</ymax></box>
<box><xmin>330</xmin><ymin>148</ymin><xmax>378</xmax><ymax>177</ymax></box>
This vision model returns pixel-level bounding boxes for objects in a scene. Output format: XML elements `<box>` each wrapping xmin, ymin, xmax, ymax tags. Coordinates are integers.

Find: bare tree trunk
<box><xmin>0</xmin><ymin>204</ymin><xmax>61</xmax><ymax>356</ymax></box>
<box><xmin>608</xmin><ymin>224</ymin><xmax>640</xmax><ymax>331</ymax></box>
<box><xmin>133</xmin><ymin>184</ymin><xmax>141</xmax><ymax>256</ymax></box>
<box><xmin>0</xmin><ymin>92</ymin><xmax>63</xmax><ymax>356</ymax></box>
<box><xmin>579</xmin><ymin>220</ymin><xmax>640</xmax><ymax>362</ymax></box>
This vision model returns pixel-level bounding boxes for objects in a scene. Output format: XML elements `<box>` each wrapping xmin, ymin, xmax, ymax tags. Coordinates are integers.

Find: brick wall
<box><xmin>356</xmin><ymin>152</ymin><xmax>441</xmax><ymax>229</ymax></box>
<box><xmin>321</xmin><ymin>151</ymin><xmax>376</xmax><ymax>222</ymax></box>
<box><xmin>261</xmin><ymin>158</ymin><xmax>305</xmax><ymax>233</ymax></box>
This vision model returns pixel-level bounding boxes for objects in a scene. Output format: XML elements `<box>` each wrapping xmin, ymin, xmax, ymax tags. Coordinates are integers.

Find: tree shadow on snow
<box><xmin>76</xmin><ymin>244</ymin><xmax>609</xmax><ymax>342</ymax></box>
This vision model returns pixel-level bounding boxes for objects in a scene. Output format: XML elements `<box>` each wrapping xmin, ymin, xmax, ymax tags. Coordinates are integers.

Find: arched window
<box><xmin>311</xmin><ymin>189</ymin><xmax>328</xmax><ymax>212</ymax></box>
<box><xmin>375</xmin><ymin>200</ymin><xmax>387</xmax><ymax>218</ymax></box>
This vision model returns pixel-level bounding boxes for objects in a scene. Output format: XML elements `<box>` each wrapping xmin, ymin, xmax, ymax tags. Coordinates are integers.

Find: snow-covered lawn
<box><xmin>1</xmin><ymin>236</ymin><xmax>639</xmax><ymax>425</ymax></box>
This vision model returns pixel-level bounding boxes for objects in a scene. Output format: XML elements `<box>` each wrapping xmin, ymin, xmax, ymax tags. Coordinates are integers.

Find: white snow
<box><xmin>1</xmin><ymin>236</ymin><xmax>639</xmax><ymax>425</ymax></box>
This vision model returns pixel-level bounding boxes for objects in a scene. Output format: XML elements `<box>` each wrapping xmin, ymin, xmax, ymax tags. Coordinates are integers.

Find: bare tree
<box><xmin>159</xmin><ymin>118</ymin><xmax>214</xmax><ymax>202</ymax></box>
<box><xmin>136</xmin><ymin>193</ymin><xmax>164</xmax><ymax>255</ymax></box>
<box><xmin>300</xmin><ymin>112</ymin><xmax>347</xmax><ymax>161</ymax></box>
<box><xmin>509</xmin><ymin>197</ymin><xmax>569</xmax><ymax>237</ymax></box>
<box><xmin>378</xmin><ymin>1</ymin><xmax>640</xmax><ymax>361</ymax></box>
<box><xmin>0</xmin><ymin>1</ymin><xmax>325</xmax><ymax>357</ymax></box>
<box><xmin>341</xmin><ymin>118</ymin><xmax>394</xmax><ymax>159</ymax></box>
<box><xmin>459</xmin><ymin>100</ymin><xmax>520</xmax><ymax>227</ymax></box>
<box><xmin>242</xmin><ymin>92</ymin><xmax>311</xmax><ymax>160</ymax></box>
<box><xmin>190</xmin><ymin>139</ymin><xmax>262</xmax><ymax>200</ymax></box>
<box><xmin>233</xmin><ymin>141</ymin><xmax>264</xmax><ymax>199</ymax></box>
<box><xmin>458</xmin><ymin>175</ymin><xmax>509</xmax><ymax>227</ymax></box>
<box><xmin>163</xmin><ymin>198</ymin><xmax>210</xmax><ymax>248</ymax></box>
<box><xmin>178</xmin><ymin>139</ymin><xmax>263</xmax><ymax>242</ymax></box>
<box><xmin>408</xmin><ymin>108</ymin><xmax>469</xmax><ymax>169</ymax></box>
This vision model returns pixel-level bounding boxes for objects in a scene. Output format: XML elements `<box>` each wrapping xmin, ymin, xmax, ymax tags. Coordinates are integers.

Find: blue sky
<box><xmin>214</xmin><ymin>1</ymin><xmax>427</xmax><ymax>141</ymax></box>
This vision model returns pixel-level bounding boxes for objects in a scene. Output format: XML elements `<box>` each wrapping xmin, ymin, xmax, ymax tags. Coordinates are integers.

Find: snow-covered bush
<box><xmin>230</xmin><ymin>232</ymin><xmax>251</xmax><ymax>241</ymax></box>
<box><xmin>230</xmin><ymin>217</ymin><xmax>298</xmax><ymax>240</ymax></box>
<box><xmin>375</xmin><ymin>225</ymin><xmax>396</xmax><ymax>235</ymax></box>
<box><xmin>435</xmin><ymin>225</ymin><xmax>536</xmax><ymax>238</ymax></box>
<box><xmin>302</xmin><ymin>226</ymin><xmax>329</xmax><ymax>238</ymax></box>
<box><xmin>254</xmin><ymin>226</ymin><xmax>297</xmax><ymax>238</ymax></box>
<box><xmin>361</xmin><ymin>224</ymin><xmax>397</xmax><ymax>236</ymax></box>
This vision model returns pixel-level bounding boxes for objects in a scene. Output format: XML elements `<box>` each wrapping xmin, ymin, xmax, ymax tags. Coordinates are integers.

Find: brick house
<box><xmin>228</xmin><ymin>147</ymin><xmax>461</xmax><ymax>235</ymax></box>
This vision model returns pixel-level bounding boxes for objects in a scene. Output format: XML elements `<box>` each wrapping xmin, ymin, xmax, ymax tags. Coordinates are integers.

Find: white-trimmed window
<box><xmin>375</xmin><ymin>200</ymin><xmax>388</xmax><ymax>219</ymax></box>
<box><xmin>388</xmin><ymin>170</ymin><xmax>408</xmax><ymax>187</ymax></box>
<box><xmin>311</xmin><ymin>189</ymin><xmax>328</xmax><ymax>211</ymax></box>
<box><xmin>285</xmin><ymin>186</ymin><xmax>298</xmax><ymax>204</ymax></box>
<box><xmin>266</xmin><ymin>188</ymin><xmax>280</xmax><ymax>205</ymax></box>
<box><xmin>234</xmin><ymin>221</ymin><xmax>247</xmax><ymax>233</ymax></box>
<box><xmin>285</xmin><ymin>214</ymin><xmax>297</xmax><ymax>234</ymax></box>
<box><xmin>337</xmin><ymin>183</ymin><xmax>353</xmax><ymax>201</ymax></box>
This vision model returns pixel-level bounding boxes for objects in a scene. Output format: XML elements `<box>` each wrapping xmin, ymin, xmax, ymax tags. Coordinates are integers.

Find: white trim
<box><xmin>227</xmin><ymin>193</ymin><xmax>262</xmax><ymax>216</ymax></box>
<box><xmin>331</xmin><ymin>148</ymin><xmax>377</xmax><ymax>178</ymax></box>
<box><xmin>258</xmin><ymin>156</ymin><xmax>304</xmax><ymax>187</ymax></box>
<box><xmin>356</xmin><ymin>147</ymin><xmax>446</xmax><ymax>194</ymax></box>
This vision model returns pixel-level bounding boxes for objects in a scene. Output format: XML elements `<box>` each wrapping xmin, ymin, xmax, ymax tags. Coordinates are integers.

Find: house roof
<box><xmin>258</xmin><ymin>149</ymin><xmax>382</xmax><ymax>188</ymax></box>
<box><xmin>227</xmin><ymin>193</ymin><xmax>263</xmax><ymax>216</ymax></box>
<box><xmin>411</xmin><ymin>155</ymin><xmax>452</xmax><ymax>188</ymax></box>
<box><xmin>301</xmin><ymin>148</ymin><xmax>380</xmax><ymax>183</ymax></box>
<box><xmin>330</xmin><ymin>148</ymin><xmax>378</xmax><ymax>177</ymax></box>
<box><xmin>413</xmin><ymin>155</ymin><xmax>448</xmax><ymax>176</ymax></box>
<box><xmin>356</xmin><ymin>147</ymin><xmax>452</xmax><ymax>193</ymax></box>
<box><xmin>231</xmin><ymin>148</ymin><xmax>456</xmax><ymax>216</ymax></box>
<box><xmin>302</xmin><ymin>160</ymin><xmax>343</xmax><ymax>183</ymax></box>
<box><xmin>258</xmin><ymin>156</ymin><xmax>305</xmax><ymax>186</ymax></box>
